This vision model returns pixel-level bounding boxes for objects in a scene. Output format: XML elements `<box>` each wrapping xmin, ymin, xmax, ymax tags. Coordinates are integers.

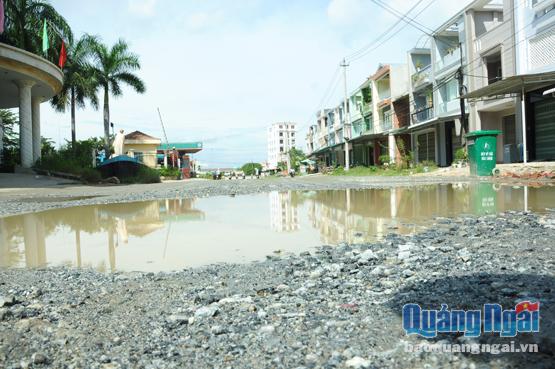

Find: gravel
<box><xmin>1</xmin><ymin>211</ymin><xmax>554</xmax><ymax>368</ymax></box>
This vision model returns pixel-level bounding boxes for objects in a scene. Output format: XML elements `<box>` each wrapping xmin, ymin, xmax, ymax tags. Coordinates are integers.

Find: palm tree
<box><xmin>51</xmin><ymin>34</ymin><xmax>99</xmax><ymax>149</ymax></box>
<box><xmin>91</xmin><ymin>39</ymin><xmax>146</xmax><ymax>152</ymax></box>
<box><xmin>3</xmin><ymin>0</ymin><xmax>73</xmax><ymax>60</ymax></box>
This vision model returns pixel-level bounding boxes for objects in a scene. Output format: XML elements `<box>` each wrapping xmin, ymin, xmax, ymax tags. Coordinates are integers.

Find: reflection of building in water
<box><xmin>269</xmin><ymin>191</ymin><xmax>299</xmax><ymax>232</ymax></box>
<box><xmin>304</xmin><ymin>184</ymin><xmax>508</xmax><ymax>245</ymax></box>
<box><xmin>306</xmin><ymin>189</ymin><xmax>396</xmax><ymax>244</ymax></box>
<box><xmin>0</xmin><ymin>198</ymin><xmax>205</xmax><ymax>271</ymax></box>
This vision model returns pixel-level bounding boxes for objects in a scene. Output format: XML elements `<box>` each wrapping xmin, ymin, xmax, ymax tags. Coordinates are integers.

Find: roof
<box><xmin>124</xmin><ymin>131</ymin><xmax>161</xmax><ymax>142</ymax></box>
<box><xmin>462</xmin><ymin>72</ymin><xmax>555</xmax><ymax>99</ymax></box>
<box><xmin>157</xmin><ymin>142</ymin><xmax>203</xmax><ymax>153</ymax></box>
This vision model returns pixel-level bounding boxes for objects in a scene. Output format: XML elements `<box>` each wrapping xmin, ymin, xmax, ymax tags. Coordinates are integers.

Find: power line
<box><xmin>370</xmin><ymin>0</ymin><xmax>434</xmax><ymax>36</ymax></box>
<box><xmin>346</xmin><ymin>0</ymin><xmax>427</xmax><ymax>61</ymax></box>
<box><xmin>349</xmin><ymin>0</ymin><xmax>438</xmax><ymax>63</ymax></box>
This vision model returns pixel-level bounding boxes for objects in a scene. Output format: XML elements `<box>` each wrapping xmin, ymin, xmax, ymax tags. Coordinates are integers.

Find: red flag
<box><xmin>58</xmin><ymin>41</ymin><xmax>67</xmax><ymax>69</ymax></box>
<box><xmin>515</xmin><ymin>301</ymin><xmax>540</xmax><ymax>314</ymax></box>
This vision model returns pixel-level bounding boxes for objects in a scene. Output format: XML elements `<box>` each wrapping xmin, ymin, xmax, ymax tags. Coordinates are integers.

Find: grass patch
<box><xmin>331</xmin><ymin>163</ymin><xmax>437</xmax><ymax>176</ymax></box>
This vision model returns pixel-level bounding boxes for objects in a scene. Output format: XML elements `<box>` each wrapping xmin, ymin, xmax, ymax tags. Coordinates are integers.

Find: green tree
<box><xmin>41</xmin><ymin>137</ymin><xmax>56</xmax><ymax>157</ymax></box>
<box><xmin>241</xmin><ymin>162</ymin><xmax>262</xmax><ymax>176</ymax></box>
<box><xmin>3</xmin><ymin>0</ymin><xmax>73</xmax><ymax>60</ymax></box>
<box><xmin>51</xmin><ymin>34</ymin><xmax>99</xmax><ymax>149</ymax></box>
<box><xmin>289</xmin><ymin>147</ymin><xmax>306</xmax><ymax>172</ymax></box>
<box><xmin>1</xmin><ymin>110</ymin><xmax>20</xmax><ymax>171</ymax></box>
<box><xmin>91</xmin><ymin>39</ymin><xmax>146</xmax><ymax>152</ymax></box>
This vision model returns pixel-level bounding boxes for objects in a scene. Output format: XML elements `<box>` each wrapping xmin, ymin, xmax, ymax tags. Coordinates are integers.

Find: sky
<box><xmin>40</xmin><ymin>0</ymin><xmax>472</xmax><ymax>168</ymax></box>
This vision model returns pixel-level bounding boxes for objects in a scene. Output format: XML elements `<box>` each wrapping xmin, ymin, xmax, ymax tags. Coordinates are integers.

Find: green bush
<box><xmin>158</xmin><ymin>167</ymin><xmax>180</xmax><ymax>178</ymax></box>
<box><xmin>120</xmin><ymin>166</ymin><xmax>161</xmax><ymax>184</ymax></box>
<box><xmin>378</xmin><ymin>154</ymin><xmax>390</xmax><ymax>166</ymax></box>
<box><xmin>455</xmin><ymin>148</ymin><xmax>467</xmax><ymax>161</ymax></box>
<box><xmin>35</xmin><ymin>153</ymin><xmax>88</xmax><ymax>175</ymax></box>
<box><xmin>35</xmin><ymin>137</ymin><xmax>105</xmax><ymax>175</ymax></box>
<box><xmin>81</xmin><ymin>168</ymin><xmax>102</xmax><ymax>183</ymax></box>
<box><xmin>241</xmin><ymin>162</ymin><xmax>262</xmax><ymax>176</ymax></box>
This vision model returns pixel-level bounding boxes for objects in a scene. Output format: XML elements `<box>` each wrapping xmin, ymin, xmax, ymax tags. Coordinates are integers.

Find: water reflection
<box><xmin>1</xmin><ymin>183</ymin><xmax>555</xmax><ymax>272</ymax></box>
<box><xmin>0</xmin><ymin>199</ymin><xmax>204</xmax><ymax>271</ymax></box>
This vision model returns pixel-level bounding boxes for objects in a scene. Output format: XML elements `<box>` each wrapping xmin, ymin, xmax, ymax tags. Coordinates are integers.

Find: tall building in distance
<box><xmin>267</xmin><ymin>122</ymin><xmax>297</xmax><ymax>170</ymax></box>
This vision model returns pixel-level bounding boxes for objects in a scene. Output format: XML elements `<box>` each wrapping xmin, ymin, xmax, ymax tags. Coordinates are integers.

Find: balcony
<box><xmin>411</xmin><ymin>64</ymin><xmax>432</xmax><ymax>90</ymax></box>
<box><xmin>435</xmin><ymin>47</ymin><xmax>461</xmax><ymax>74</ymax></box>
<box><xmin>411</xmin><ymin>106</ymin><xmax>434</xmax><ymax>125</ymax></box>
<box><xmin>437</xmin><ymin>99</ymin><xmax>461</xmax><ymax>116</ymax></box>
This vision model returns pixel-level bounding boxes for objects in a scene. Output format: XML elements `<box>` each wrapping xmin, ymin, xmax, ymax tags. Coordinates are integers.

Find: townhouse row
<box><xmin>306</xmin><ymin>0</ymin><xmax>555</xmax><ymax>168</ymax></box>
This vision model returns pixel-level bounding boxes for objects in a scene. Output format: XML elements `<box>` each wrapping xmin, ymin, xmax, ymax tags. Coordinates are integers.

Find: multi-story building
<box><xmin>513</xmin><ymin>0</ymin><xmax>555</xmax><ymax>161</ymax></box>
<box><xmin>309</xmin><ymin>64</ymin><xmax>409</xmax><ymax>168</ymax></box>
<box><xmin>267</xmin><ymin>122</ymin><xmax>297</xmax><ymax>170</ymax></box>
<box><xmin>465</xmin><ymin>0</ymin><xmax>518</xmax><ymax>163</ymax></box>
<box><xmin>307</xmin><ymin>0</ymin><xmax>555</xmax><ymax>169</ymax></box>
<box><xmin>461</xmin><ymin>0</ymin><xmax>555</xmax><ymax>163</ymax></box>
<box><xmin>414</xmin><ymin>9</ymin><xmax>468</xmax><ymax>167</ymax></box>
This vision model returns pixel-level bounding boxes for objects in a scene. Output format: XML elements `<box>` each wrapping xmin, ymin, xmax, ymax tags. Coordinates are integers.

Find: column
<box><xmin>388</xmin><ymin>134</ymin><xmax>396</xmax><ymax>163</ymax></box>
<box><xmin>32</xmin><ymin>96</ymin><xmax>42</xmax><ymax>163</ymax></box>
<box><xmin>0</xmin><ymin>116</ymin><xmax>3</xmax><ymax>167</ymax></box>
<box><xmin>15</xmin><ymin>80</ymin><xmax>35</xmax><ymax>168</ymax></box>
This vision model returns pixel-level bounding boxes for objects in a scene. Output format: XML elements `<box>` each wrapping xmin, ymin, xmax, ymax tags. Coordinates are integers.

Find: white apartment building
<box><xmin>267</xmin><ymin>122</ymin><xmax>297</xmax><ymax>170</ymax></box>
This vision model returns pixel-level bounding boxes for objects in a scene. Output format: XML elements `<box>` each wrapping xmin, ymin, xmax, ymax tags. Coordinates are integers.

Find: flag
<box><xmin>515</xmin><ymin>301</ymin><xmax>540</xmax><ymax>314</ymax></box>
<box><xmin>42</xmin><ymin>20</ymin><xmax>49</xmax><ymax>54</ymax></box>
<box><xmin>58</xmin><ymin>41</ymin><xmax>67</xmax><ymax>69</ymax></box>
<box><xmin>0</xmin><ymin>0</ymin><xmax>5</xmax><ymax>35</ymax></box>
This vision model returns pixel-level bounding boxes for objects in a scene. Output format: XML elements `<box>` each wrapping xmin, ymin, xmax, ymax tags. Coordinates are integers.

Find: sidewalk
<box><xmin>0</xmin><ymin>173</ymin><xmax>79</xmax><ymax>190</ymax></box>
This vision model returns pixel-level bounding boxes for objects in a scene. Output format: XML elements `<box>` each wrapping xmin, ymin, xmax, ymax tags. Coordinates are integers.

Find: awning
<box><xmin>462</xmin><ymin>71</ymin><xmax>555</xmax><ymax>99</ymax></box>
<box><xmin>407</xmin><ymin>118</ymin><xmax>439</xmax><ymax>132</ymax></box>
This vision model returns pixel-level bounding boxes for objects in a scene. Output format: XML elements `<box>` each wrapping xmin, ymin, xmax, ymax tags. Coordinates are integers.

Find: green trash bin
<box><xmin>465</xmin><ymin>130</ymin><xmax>501</xmax><ymax>176</ymax></box>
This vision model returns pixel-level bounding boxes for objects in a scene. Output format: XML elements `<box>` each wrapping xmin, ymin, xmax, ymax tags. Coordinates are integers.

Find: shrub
<box><xmin>158</xmin><ymin>167</ymin><xmax>181</xmax><ymax>179</ymax></box>
<box><xmin>455</xmin><ymin>148</ymin><xmax>467</xmax><ymax>161</ymax></box>
<box><xmin>81</xmin><ymin>168</ymin><xmax>102</xmax><ymax>184</ymax></box>
<box><xmin>378</xmin><ymin>154</ymin><xmax>390</xmax><ymax>166</ymax></box>
<box><xmin>121</xmin><ymin>166</ymin><xmax>161</xmax><ymax>184</ymax></box>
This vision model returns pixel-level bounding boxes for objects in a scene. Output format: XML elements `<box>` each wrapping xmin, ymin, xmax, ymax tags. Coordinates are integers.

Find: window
<box><xmin>279</xmin><ymin>132</ymin><xmax>283</xmax><ymax>137</ymax></box>
<box><xmin>280</xmin><ymin>140</ymin><xmax>283</xmax><ymax>144</ymax></box>
<box><xmin>485</xmin><ymin>52</ymin><xmax>502</xmax><ymax>85</ymax></box>
<box><xmin>291</xmin><ymin>132</ymin><xmax>295</xmax><ymax>137</ymax></box>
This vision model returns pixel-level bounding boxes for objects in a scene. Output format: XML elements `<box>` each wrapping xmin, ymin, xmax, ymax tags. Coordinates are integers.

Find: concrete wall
<box><xmin>124</xmin><ymin>143</ymin><xmax>158</xmax><ymax>168</ymax></box>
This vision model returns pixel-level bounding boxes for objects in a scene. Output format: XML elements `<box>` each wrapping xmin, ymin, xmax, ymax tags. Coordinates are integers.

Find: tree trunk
<box><xmin>71</xmin><ymin>87</ymin><xmax>76</xmax><ymax>151</ymax></box>
<box><xmin>103</xmin><ymin>86</ymin><xmax>110</xmax><ymax>153</ymax></box>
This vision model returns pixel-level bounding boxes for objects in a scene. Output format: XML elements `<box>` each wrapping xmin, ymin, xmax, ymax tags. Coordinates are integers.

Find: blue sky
<box><xmin>41</xmin><ymin>0</ymin><xmax>470</xmax><ymax>168</ymax></box>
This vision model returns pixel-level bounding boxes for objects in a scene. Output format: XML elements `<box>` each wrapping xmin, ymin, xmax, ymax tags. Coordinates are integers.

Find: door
<box><xmin>534</xmin><ymin>98</ymin><xmax>555</xmax><ymax>161</ymax></box>
<box><xmin>416</xmin><ymin>131</ymin><xmax>436</xmax><ymax>163</ymax></box>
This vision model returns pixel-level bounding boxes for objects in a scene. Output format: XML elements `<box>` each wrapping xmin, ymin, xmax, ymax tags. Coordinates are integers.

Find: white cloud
<box><xmin>128</xmin><ymin>0</ymin><xmax>157</xmax><ymax>17</ymax></box>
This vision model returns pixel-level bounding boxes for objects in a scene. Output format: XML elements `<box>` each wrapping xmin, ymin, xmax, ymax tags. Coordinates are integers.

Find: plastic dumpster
<box><xmin>465</xmin><ymin>130</ymin><xmax>501</xmax><ymax>176</ymax></box>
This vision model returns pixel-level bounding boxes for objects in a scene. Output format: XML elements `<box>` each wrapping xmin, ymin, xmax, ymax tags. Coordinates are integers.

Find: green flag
<box><xmin>42</xmin><ymin>20</ymin><xmax>49</xmax><ymax>54</ymax></box>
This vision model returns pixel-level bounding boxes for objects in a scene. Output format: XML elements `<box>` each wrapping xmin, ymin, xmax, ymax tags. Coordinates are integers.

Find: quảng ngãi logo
<box><xmin>402</xmin><ymin>301</ymin><xmax>540</xmax><ymax>338</ymax></box>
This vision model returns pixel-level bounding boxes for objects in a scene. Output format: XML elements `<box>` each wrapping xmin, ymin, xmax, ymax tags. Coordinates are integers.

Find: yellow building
<box><xmin>123</xmin><ymin>131</ymin><xmax>162</xmax><ymax>168</ymax></box>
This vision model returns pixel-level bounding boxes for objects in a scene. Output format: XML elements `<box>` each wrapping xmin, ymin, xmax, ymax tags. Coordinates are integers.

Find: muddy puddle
<box><xmin>1</xmin><ymin>183</ymin><xmax>554</xmax><ymax>272</ymax></box>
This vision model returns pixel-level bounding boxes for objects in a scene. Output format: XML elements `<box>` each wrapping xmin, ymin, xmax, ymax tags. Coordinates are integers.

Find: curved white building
<box><xmin>0</xmin><ymin>43</ymin><xmax>64</xmax><ymax>168</ymax></box>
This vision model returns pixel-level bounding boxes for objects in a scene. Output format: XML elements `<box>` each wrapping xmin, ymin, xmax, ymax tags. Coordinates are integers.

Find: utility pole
<box><xmin>457</xmin><ymin>43</ymin><xmax>468</xmax><ymax>144</ymax></box>
<box><xmin>341</xmin><ymin>58</ymin><xmax>351</xmax><ymax>171</ymax></box>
